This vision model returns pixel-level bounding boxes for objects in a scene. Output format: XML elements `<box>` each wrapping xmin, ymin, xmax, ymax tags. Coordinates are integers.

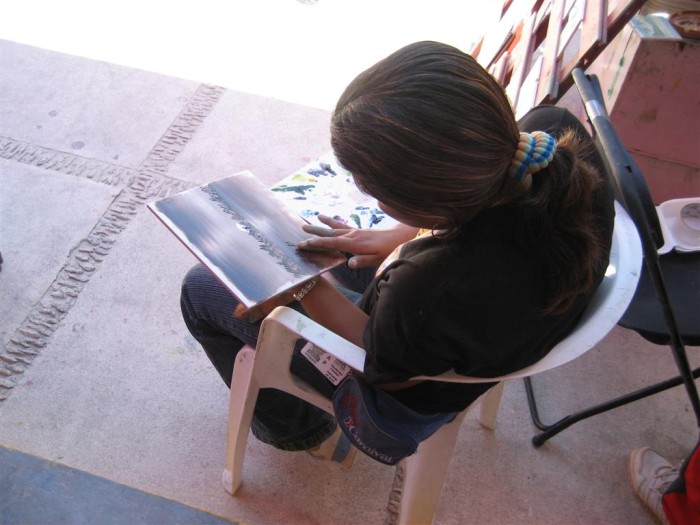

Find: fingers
<box><xmin>301</xmin><ymin>215</ymin><xmax>356</xmax><ymax>239</ymax></box>
<box><xmin>301</xmin><ymin>224</ymin><xmax>342</xmax><ymax>238</ymax></box>
<box><xmin>298</xmin><ymin>235</ymin><xmax>346</xmax><ymax>251</ymax></box>
<box><xmin>348</xmin><ymin>254</ymin><xmax>382</xmax><ymax>269</ymax></box>
<box><xmin>233</xmin><ymin>303</ymin><xmax>266</xmax><ymax>322</ymax></box>
<box><xmin>317</xmin><ymin>214</ymin><xmax>352</xmax><ymax>229</ymax></box>
<box><xmin>233</xmin><ymin>292</ymin><xmax>295</xmax><ymax>322</ymax></box>
<box><xmin>298</xmin><ymin>215</ymin><xmax>374</xmax><ymax>255</ymax></box>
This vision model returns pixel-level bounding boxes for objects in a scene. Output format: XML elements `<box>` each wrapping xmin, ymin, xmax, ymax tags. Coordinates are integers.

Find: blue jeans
<box><xmin>180</xmin><ymin>262</ymin><xmax>375</xmax><ymax>451</ymax></box>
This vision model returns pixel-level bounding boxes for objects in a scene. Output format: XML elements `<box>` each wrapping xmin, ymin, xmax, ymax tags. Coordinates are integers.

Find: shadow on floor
<box><xmin>0</xmin><ymin>446</ymin><xmax>239</xmax><ymax>525</ymax></box>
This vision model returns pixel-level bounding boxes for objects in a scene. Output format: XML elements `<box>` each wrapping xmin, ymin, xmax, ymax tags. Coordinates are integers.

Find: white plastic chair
<box><xmin>222</xmin><ymin>202</ymin><xmax>642</xmax><ymax>525</ymax></box>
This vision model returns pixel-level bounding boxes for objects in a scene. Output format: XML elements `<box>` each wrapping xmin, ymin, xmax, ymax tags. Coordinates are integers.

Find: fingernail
<box><xmin>348</xmin><ymin>258</ymin><xmax>357</xmax><ymax>269</ymax></box>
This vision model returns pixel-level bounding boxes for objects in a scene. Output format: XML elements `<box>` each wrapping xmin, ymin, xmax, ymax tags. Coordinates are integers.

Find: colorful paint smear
<box><xmin>271</xmin><ymin>152</ymin><xmax>397</xmax><ymax>230</ymax></box>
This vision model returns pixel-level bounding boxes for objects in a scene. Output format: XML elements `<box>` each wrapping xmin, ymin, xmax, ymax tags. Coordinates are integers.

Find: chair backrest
<box><xmin>573</xmin><ymin>67</ymin><xmax>694</xmax><ymax>346</ymax></box>
<box><xmin>572</xmin><ymin>68</ymin><xmax>664</xmax><ymax>251</ymax></box>
<box><xmin>573</xmin><ymin>68</ymin><xmax>700</xmax><ymax>425</ymax></box>
<box><xmin>413</xmin><ymin>202</ymin><xmax>642</xmax><ymax>384</ymax></box>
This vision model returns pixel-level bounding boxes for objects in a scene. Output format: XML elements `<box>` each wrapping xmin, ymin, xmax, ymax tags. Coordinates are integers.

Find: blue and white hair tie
<box><xmin>508</xmin><ymin>131</ymin><xmax>557</xmax><ymax>182</ymax></box>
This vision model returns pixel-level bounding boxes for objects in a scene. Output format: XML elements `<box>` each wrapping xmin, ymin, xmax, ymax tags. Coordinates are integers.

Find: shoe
<box><xmin>307</xmin><ymin>427</ymin><xmax>357</xmax><ymax>468</ymax></box>
<box><xmin>628</xmin><ymin>447</ymin><xmax>679</xmax><ymax>525</ymax></box>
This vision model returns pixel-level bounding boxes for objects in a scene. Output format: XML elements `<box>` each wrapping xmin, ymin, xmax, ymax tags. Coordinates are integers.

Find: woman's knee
<box><xmin>180</xmin><ymin>264</ymin><xmax>240</xmax><ymax>323</ymax></box>
<box><xmin>182</xmin><ymin>265</ymin><xmax>221</xmax><ymax>305</ymax></box>
<box><xmin>182</xmin><ymin>264</ymin><xmax>214</xmax><ymax>291</ymax></box>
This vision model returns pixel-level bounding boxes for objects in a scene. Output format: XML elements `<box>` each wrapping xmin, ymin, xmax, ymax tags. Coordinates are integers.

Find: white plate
<box><xmin>657</xmin><ymin>198</ymin><xmax>700</xmax><ymax>254</ymax></box>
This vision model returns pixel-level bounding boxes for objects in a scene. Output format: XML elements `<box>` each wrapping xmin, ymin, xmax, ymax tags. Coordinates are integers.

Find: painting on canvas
<box><xmin>149</xmin><ymin>171</ymin><xmax>347</xmax><ymax>308</ymax></box>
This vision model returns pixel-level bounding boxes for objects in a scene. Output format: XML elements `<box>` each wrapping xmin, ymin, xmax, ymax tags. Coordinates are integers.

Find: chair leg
<box><xmin>222</xmin><ymin>318</ymin><xmax>333</xmax><ymax>495</ymax></box>
<box><xmin>397</xmin><ymin>411</ymin><xmax>468</xmax><ymax>525</ymax></box>
<box><xmin>222</xmin><ymin>346</ymin><xmax>259</xmax><ymax>495</ymax></box>
<box><xmin>477</xmin><ymin>382</ymin><xmax>504</xmax><ymax>430</ymax></box>
<box><xmin>524</xmin><ymin>366</ymin><xmax>700</xmax><ymax>447</ymax></box>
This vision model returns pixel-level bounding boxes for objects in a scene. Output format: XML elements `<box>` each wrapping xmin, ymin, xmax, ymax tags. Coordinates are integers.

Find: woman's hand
<box><xmin>233</xmin><ymin>289</ymin><xmax>297</xmax><ymax>322</ymax></box>
<box><xmin>298</xmin><ymin>215</ymin><xmax>419</xmax><ymax>269</ymax></box>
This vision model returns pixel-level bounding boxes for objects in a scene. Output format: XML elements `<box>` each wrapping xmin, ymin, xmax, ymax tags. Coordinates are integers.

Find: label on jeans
<box><xmin>301</xmin><ymin>344</ymin><xmax>351</xmax><ymax>386</ymax></box>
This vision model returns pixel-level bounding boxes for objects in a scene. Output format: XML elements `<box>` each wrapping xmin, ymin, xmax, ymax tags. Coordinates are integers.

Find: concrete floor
<box><xmin>1</xmin><ymin>39</ymin><xmax>699</xmax><ymax>525</ymax></box>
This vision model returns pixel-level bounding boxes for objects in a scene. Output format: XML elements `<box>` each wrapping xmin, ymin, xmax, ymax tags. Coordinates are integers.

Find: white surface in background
<box><xmin>1</xmin><ymin>0</ymin><xmax>499</xmax><ymax>110</ymax></box>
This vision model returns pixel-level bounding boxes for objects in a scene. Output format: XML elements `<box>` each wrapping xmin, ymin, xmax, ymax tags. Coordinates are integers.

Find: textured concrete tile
<box><xmin>164</xmin><ymin>89</ymin><xmax>331</xmax><ymax>187</ymax></box>
<box><xmin>0</xmin><ymin>40</ymin><xmax>199</xmax><ymax>168</ymax></box>
<box><xmin>0</xmin><ymin>208</ymin><xmax>393</xmax><ymax>525</ymax></box>
<box><xmin>432</xmin><ymin>329</ymin><xmax>699</xmax><ymax>525</ymax></box>
<box><xmin>0</xmin><ymin>160</ymin><xmax>119</xmax><ymax>347</ymax></box>
<box><xmin>2</xmin><ymin>39</ymin><xmax>698</xmax><ymax>525</ymax></box>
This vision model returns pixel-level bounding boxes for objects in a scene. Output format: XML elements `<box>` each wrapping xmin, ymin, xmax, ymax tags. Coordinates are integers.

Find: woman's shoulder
<box><xmin>381</xmin><ymin>216</ymin><xmax>541</xmax><ymax>306</ymax></box>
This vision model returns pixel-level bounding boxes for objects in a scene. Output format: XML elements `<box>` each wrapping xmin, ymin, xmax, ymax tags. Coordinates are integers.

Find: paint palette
<box><xmin>271</xmin><ymin>152</ymin><xmax>398</xmax><ymax>230</ymax></box>
<box><xmin>657</xmin><ymin>198</ymin><xmax>700</xmax><ymax>253</ymax></box>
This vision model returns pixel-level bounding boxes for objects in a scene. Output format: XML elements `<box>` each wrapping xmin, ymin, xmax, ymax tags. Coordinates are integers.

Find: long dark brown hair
<box><xmin>331</xmin><ymin>41</ymin><xmax>606</xmax><ymax>315</ymax></box>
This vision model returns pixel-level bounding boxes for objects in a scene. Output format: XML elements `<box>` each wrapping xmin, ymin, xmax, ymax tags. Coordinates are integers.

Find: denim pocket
<box><xmin>333</xmin><ymin>375</ymin><xmax>456</xmax><ymax>465</ymax></box>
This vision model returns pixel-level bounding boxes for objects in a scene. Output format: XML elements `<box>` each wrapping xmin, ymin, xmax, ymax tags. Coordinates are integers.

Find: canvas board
<box><xmin>148</xmin><ymin>171</ymin><xmax>347</xmax><ymax>308</ymax></box>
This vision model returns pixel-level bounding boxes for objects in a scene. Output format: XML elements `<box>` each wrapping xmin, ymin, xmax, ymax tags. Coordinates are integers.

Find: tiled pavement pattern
<box><xmin>1</xmin><ymin>39</ymin><xmax>698</xmax><ymax>524</ymax></box>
